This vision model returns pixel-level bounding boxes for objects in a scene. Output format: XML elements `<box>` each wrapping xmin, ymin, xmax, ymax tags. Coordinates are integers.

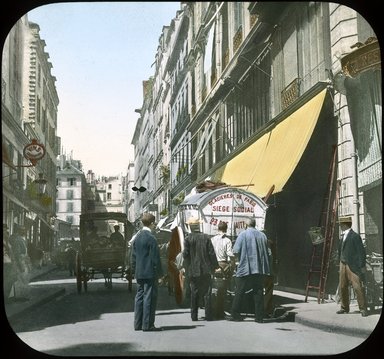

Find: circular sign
<box><xmin>23</xmin><ymin>139</ymin><xmax>46</xmax><ymax>165</ymax></box>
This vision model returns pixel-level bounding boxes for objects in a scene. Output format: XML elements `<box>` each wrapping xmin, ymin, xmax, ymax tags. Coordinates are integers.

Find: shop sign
<box><xmin>180</xmin><ymin>188</ymin><xmax>267</xmax><ymax>237</ymax></box>
<box><xmin>341</xmin><ymin>38</ymin><xmax>381</xmax><ymax>78</ymax></box>
<box><xmin>23</xmin><ymin>139</ymin><xmax>46</xmax><ymax>165</ymax></box>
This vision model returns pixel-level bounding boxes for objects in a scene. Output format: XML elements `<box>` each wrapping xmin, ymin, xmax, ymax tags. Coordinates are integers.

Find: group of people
<box><xmin>85</xmin><ymin>224</ymin><xmax>126</xmax><ymax>250</ymax></box>
<box><xmin>130</xmin><ymin>212</ymin><xmax>369</xmax><ymax>332</ymax></box>
<box><xmin>130</xmin><ymin>212</ymin><xmax>276</xmax><ymax>331</ymax></box>
<box><xmin>3</xmin><ymin>224</ymin><xmax>31</xmax><ymax>300</ymax></box>
<box><xmin>182</xmin><ymin>216</ymin><xmax>273</xmax><ymax>323</ymax></box>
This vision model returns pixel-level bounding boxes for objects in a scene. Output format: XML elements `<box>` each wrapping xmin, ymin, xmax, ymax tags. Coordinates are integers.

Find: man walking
<box><xmin>228</xmin><ymin>218</ymin><xmax>270</xmax><ymax>323</ymax></box>
<box><xmin>132</xmin><ymin>213</ymin><xmax>163</xmax><ymax>331</ymax></box>
<box><xmin>183</xmin><ymin>216</ymin><xmax>219</xmax><ymax>321</ymax></box>
<box><xmin>336</xmin><ymin>216</ymin><xmax>367</xmax><ymax>317</ymax></box>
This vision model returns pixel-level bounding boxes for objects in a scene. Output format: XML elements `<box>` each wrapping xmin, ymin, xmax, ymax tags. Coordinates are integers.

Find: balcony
<box><xmin>233</xmin><ymin>26</ymin><xmax>243</xmax><ymax>53</ymax></box>
<box><xmin>281</xmin><ymin>78</ymin><xmax>300</xmax><ymax>110</ymax></box>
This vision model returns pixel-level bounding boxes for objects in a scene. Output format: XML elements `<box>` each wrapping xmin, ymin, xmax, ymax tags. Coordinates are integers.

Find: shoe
<box><xmin>226</xmin><ymin>315</ymin><xmax>243</xmax><ymax>322</ymax></box>
<box><xmin>361</xmin><ymin>310</ymin><xmax>368</xmax><ymax>317</ymax></box>
<box><xmin>336</xmin><ymin>309</ymin><xmax>349</xmax><ymax>314</ymax></box>
<box><xmin>255</xmin><ymin>318</ymin><xmax>264</xmax><ymax>323</ymax></box>
<box><xmin>143</xmin><ymin>326</ymin><xmax>163</xmax><ymax>332</ymax></box>
<box><xmin>191</xmin><ymin>318</ymin><xmax>198</xmax><ymax>322</ymax></box>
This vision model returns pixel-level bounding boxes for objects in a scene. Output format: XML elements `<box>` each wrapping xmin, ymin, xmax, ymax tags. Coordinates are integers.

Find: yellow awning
<box><xmin>215</xmin><ymin>88</ymin><xmax>327</xmax><ymax>197</ymax></box>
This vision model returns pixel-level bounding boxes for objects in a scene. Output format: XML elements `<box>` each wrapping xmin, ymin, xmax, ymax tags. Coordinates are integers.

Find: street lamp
<box><xmin>34</xmin><ymin>173</ymin><xmax>47</xmax><ymax>196</ymax></box>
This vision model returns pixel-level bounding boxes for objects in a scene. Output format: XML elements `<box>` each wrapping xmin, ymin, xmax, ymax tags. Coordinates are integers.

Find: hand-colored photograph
<box><xmin>2</xmin><ymin>1</ymin><xmax>382</xmax><ymax>357</ymax></box>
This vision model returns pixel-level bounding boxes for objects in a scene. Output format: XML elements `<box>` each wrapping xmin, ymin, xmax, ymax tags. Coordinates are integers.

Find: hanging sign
<box><xmin>341</xmin><ymin>37</ymin><xmax>381</xmax><ymax>78</ymax></box>
<box><xmin>23</xmin><ymin>139</ymin><xmax>46</xmax><ymax>166</ymax></box>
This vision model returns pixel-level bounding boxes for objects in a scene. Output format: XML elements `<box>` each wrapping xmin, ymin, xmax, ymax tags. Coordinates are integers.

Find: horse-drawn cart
<box><xmin>76</xmin><ymin>212</ymin><xmax>134</xmax><ymax>293</ymax></box>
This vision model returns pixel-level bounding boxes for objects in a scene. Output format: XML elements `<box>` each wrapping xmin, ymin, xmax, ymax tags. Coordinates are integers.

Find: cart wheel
<box><xmin>175</xmin><ymin>271</ymin><xmax>189</xmax><ymax>307</ymax></box>
<box><xmin>107</xmin><ymin>272</ymin><xmax>113</xmax><ymax>289</ymax></box>
<box><xmin>83</xmin><ymin>275</ymin><xmax>88</xmax><ymax>292</ymax></box>
<box><xmin>76</xmin><ymin>271</ymin><xmax>82</xmax><ymax>293</ymax></box>
<box><xmin>76</xmin><ymin>253</ymin><xmax>82</xmax><ymax>294</ymax></box>
<box><xmin>126</xmin><ymin>268</ymin><xmax>133</xmax><ymax>292</ymax></box>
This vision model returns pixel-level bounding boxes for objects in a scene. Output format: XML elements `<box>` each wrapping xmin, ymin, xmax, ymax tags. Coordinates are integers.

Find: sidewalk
<box><xmin>3</xmin><ymin>264</ymin><xmax>382</xmax><ymax>339</ymax></box>
<box><xmin>272</xmin><ymin>290</ymin><xmax>382</xmax><ymax>338</ymax></box>
<box><xmin>4</xmin><ymin>263</ymin><xmax>65</xmax><ymax>321</ymax></box>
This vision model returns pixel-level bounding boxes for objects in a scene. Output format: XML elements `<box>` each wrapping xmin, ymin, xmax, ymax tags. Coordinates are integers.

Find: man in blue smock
<box><xmin>228</xmin><ymin>218</ymin><xmax>270</xmax><ymax>323</ymax></box>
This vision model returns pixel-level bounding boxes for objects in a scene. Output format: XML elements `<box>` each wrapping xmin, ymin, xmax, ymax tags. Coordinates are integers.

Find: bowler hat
<box><xmin>337</xmin><ymin>216</ymin><xmax>352</xmax><ymax>224</ymax></box>
<box><xmin>186</xmin><ymin>216</ymin><xmax>202</xmax><ymax>225</ymax></box>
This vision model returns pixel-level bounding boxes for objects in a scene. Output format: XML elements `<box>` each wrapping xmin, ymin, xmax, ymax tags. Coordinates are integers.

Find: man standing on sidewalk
<box><xmin>227</xmin><ymin>218</ymin><xmax>270</xmax><ymax>323</ymax></box>
<box><xmin>336</xmin><ymin>216</ymin><xmax>368</xmax><ymax>317</ymax></box>
<box><xmin>132</xmin><ymin>213</ymin><xmax>163</xmax><ymax>331</ymax></box>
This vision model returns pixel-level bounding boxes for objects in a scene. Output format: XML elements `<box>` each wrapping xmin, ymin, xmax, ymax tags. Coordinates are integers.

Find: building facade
<box><xmin>56</xmin><ymin>154</ymin><xmax>86</xmax><ymax>239</ymax></box>
<box><xmin>130</xmin><ymin>2</ymin><xmax>381</xmax><ymax>295</ymax></box>
<box><xmin>123</xmin><ymin>161</ymin><xmax>136</xmax><ymax>222</ymax></box>
<box><xmin>2</xmin><ymin>15</ymin><xmax>59</xmax><ymax>257</ymax></box>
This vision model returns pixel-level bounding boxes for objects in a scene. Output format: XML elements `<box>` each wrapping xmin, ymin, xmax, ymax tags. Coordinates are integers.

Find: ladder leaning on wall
<box><xmin>305</xmin><ymin>145</ymin><xmax>341</xmax><ymax>304</ymax></box>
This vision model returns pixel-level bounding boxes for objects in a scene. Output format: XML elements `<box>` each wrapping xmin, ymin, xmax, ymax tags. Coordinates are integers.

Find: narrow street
<box><xmin>6</xmin><ymin>267</ymin><xmax>371</xmax><ymax>357</ymax></box>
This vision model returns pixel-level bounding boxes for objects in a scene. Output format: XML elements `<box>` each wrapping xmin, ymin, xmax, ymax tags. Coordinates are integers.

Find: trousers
<box><xmin>339</xmin><ymin>262</ymin><xmax>366</xmax><ymax>312</ymax></box>
<box><xmin>231</xmin><ymin>274</ymin><xmax>264</xmax><ymax>321</ymax></box>
<box><xmin>189</xmin><ymin>274</ymin><xmax>213</xmax><ymax>320</ymax></box>
<box><xmin>134</xmin><ymin>278</ymin><xmax>158</xmax><ymax>330</ymax></box>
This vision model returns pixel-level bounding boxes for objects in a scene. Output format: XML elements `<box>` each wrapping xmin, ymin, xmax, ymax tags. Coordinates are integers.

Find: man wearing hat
<box><xmin>110</xmin><ymin>224</ymin><xmax>125</xmax><ymax>247</ymax></box>
<box><xmin>182</xmin><ymin>216</ymin><xmax>219</xmax><ymax>321</ymax></box>
<box><xmin>337</xmin><ymin>216</ymin><xmax>367</xmax><ymax>317</ymax></box>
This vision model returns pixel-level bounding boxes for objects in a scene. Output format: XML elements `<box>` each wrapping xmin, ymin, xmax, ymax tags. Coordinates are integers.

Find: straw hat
<box><xmin>337</xmin><ymin>216</ymin><xmax>352</xmax><ymax>224</ymax></box>
<box><xmin>186</xmin><ymin>216</ymin><xmax>202</xmax><ymax>225</ymax></box>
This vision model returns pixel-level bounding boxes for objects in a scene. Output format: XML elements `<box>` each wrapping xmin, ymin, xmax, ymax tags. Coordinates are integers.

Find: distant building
<box><xmin>96</xmin><ymin>176</ymin><xmax>123</xmax><ymax>213</ymax></box>
<box><xmin>122</xmin><ymin>162</ymin><xmax>136</xmax><ymax>222</ymax></box>
<box><xmin>56</xmin><ymin>154</ymin><xmax>86</xmax><ymax>238</ymax></box>
<box><xmin>84</xmin><ymin>171</ymin><xmax>123</xmax><ymax>214</ymax></box>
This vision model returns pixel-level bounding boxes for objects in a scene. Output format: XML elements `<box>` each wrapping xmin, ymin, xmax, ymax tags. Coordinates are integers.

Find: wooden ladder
<box><xmin>305</xmin><ymin>145</ymin><xmax>340</xmax><ymax>303</ymax></box>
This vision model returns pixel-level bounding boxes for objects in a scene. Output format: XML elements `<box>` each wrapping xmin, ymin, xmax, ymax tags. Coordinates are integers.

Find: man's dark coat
<box><xmin>183</xmin><ymin>232</ymin><xmax>219</xmax><ymax>277</ymax></box>
<box><xmin>338</xmin><ymin>229</ymin><xmax>366</xmax><ymax>277</ymax></box>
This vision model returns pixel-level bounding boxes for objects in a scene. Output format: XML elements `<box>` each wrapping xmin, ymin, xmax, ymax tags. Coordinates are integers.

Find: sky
<box><xmin>26</xmin><ymin>2</ymin><xmax>181</xmax><ymax>177</ymax></box>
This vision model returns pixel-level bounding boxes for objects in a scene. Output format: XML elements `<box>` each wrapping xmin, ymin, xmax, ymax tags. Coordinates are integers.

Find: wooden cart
<box><xmin>76</xmin><ymin>212</ymin><xmax>134</xmax><ymax>293</ymax></box>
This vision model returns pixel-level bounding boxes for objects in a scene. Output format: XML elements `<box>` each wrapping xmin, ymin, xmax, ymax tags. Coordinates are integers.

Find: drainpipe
<box><xmin>350</xmin><ymin>140</ymin><xmax>361</xmax><ymax>235</ymax></box>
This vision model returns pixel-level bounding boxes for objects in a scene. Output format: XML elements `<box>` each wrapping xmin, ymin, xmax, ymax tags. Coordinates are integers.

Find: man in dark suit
<box><xmin>132</xmin><ymin>213</ymin><xmax>163</xmax><ymax>331</ymax></box>
<box><xmin>182</xmin><ymin>216</ymin><xmax>219</xmax><ymax>321</ymax></box>
<box><xmin>337</xmin><ymin>216</ymin><xmax>367</xmax><ymax>317</ymax></box>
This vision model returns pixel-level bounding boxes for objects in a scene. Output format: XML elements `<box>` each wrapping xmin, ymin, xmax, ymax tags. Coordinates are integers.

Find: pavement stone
<box><xmin>3</xmin><ymin>264</ymin><xmax>382</xmax><ymax>339</ymax></box>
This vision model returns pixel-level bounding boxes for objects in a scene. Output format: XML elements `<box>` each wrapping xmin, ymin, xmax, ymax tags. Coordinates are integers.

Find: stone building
<box><xmin>56</xmin><ymin>154</ymin><xmax>86</xmax><ymax>239</ymax></box>
<box><xmin>2</xmin><ymin>15</ymin><xmax>59</xmax><ymax>255</ymax></box>
<box><xmin>130</xmin><ymin>2</ymin><xmax>381</xmax><ymax>295</ymax></box>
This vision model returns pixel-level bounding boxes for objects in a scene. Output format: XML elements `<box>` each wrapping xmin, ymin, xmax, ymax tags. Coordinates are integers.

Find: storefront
<box><xmin>212</xmin><ymin>83</ymin><xmax>339</xmax><ymax>295</ymax></box>
<box><xmin>341</xmin><ymin>37</ymin><xmax>382</xmax><ymax>255</ymax></box>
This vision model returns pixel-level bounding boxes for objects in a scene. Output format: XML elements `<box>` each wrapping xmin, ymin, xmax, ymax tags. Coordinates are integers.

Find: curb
<box><xmin>29</xmin><ymin>265</ymin><xmax>59</xmax><ymax>282</ymax></box>
<box><xmin>294</xmin><ymin>313</ymin><xmax>374</xmax><ymax>338</ymax></box>
<box><xmin>6</xmin><ymin>288</ymin><xmax>66</xmax><ymax>322</ymax></box>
